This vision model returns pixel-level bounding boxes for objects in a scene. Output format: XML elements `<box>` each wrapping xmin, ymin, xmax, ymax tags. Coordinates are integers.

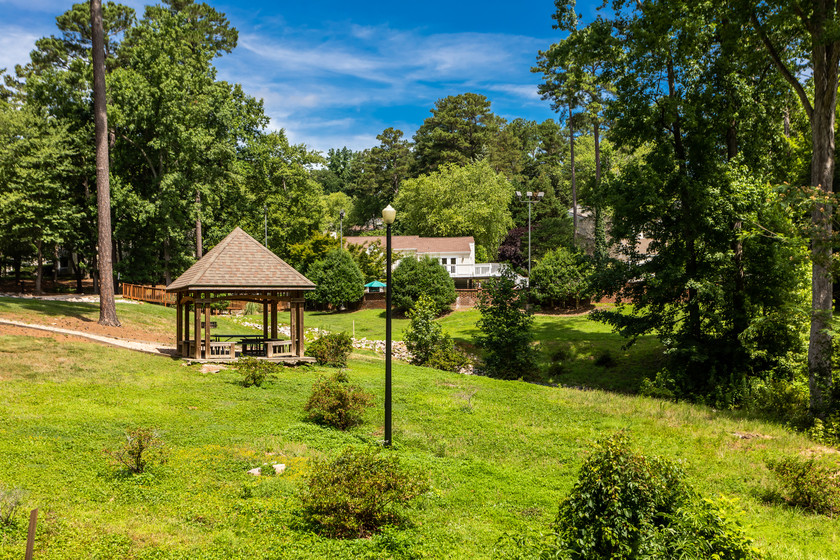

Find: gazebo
<box><xmin>166</xmin><ymin>227</ymin><xmax>316</xmax><ymax>363</ymax></box>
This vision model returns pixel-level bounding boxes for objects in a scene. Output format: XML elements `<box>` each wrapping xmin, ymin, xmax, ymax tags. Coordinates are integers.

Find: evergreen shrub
<box><xmin>304</xmin><ymin>371</ymin><xmax>374</xmax><ymax>430</ymax></box>
<box><xmin>307</xmin><ymin>332</ymin><xmax>353</xmax><ymax>367</ymax></box>
<box><xmin>298</xmin><ymin>446</ymin><xmax>428</xmax><ymax>538</ymax></box>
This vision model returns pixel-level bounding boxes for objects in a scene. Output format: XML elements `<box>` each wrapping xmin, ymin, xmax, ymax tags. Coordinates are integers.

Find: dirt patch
<box><xmin>0</xmin><ymin>323</ymin><xmax>92</xmax><ymax>344</ymax></box>
<box><xmin>0</xmin><ymin>313</ymin><xmax>169</xmax><ymax>345</ymax></box>
<box><xmin>732</xmin><ymin>432</ymin><xmax>773</xmax><ymax>440</ymax></box>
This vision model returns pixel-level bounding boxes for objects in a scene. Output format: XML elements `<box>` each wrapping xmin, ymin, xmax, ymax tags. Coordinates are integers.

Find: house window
<box><xmin>441</xmin><ymin>258</ymin><xmax>446</xmax><ymax>265</ymax></box>
<box><xmin>450</xmin><ymin>258</ymin><xmax>456</xmax><ymax>264</ymax></box>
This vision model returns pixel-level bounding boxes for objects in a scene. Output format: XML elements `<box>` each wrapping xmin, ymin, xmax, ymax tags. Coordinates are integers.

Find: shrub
<box><xmin>236</xmin><ymin>357</ymin><xmax>276</xmax><ymax>387</ymax></box>
<box><xmin>553</xmin><ymin>432</ymin><xmax>760</xmax><ymax>559</ymax></box>
<box><xmin>307</xmin><ymin>332</ymin><xmax>353</xmax><ymax>367</ymax></box>
<box><xmin>425</xmin><ymin>340</ymin><xmax>469</xmax><ymax>373</ymax></box>
<box><xmin>529</xmin><ymin>246</ymin><xmax>592</xmax><ymax>309</ymax></box>
<box><xmin>298</xmin><ymin>446</ymin><xmax>428</xmax><ymax>538</ymax></box>
<box><xmin>304</xmin><ymin>371</ymin><xmax>374</xmax><ymax>430</ymax></box>
<box><xmin>105</xmin><ymin>427</ymin><xmax>167</xmax><ymax>474</ymax></box>
<box><xmin>404</xmin><ymin>294</ymin><xmax>468</xmax><ymax>372</ymax></box>
<box><xmin>476</xmin><ymin>269</ymin><xmax>538</xmax><ymax>380</ymax></box>
<box><xmin>306</xmin><ymin>249</ymin><xmax>365</xmax><ymax>308</ymax></box>
<box><xmin>767</xmin><ymin>455</ymin><xmax>840</xmax><ymax>515</ymax></box>
<box><xmin>594</xmin><ymin>350</ymin><xmax>616</xmax><ymax>368</ymax></box>
<box><xmin>0</xmin><ymin>485</ymin><xmax>25</xmax><ymax>525</ymax></box>
<box><xmin>391</xmin><ymin>255</ymin><xmax>456</xmax><ymax>315</ymax></box>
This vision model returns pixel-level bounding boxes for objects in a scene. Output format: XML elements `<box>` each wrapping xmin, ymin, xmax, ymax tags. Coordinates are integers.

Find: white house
<box><xmin>343</xmin><ymin>235</ymin><xmax>506</xmax><ymax>288</ymax></box>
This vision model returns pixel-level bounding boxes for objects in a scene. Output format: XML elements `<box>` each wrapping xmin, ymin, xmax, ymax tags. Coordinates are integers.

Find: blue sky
<box><xmin>0</xmin><ymin>0</ymin><xmax>597</xmax><ymax>153</ymax></box>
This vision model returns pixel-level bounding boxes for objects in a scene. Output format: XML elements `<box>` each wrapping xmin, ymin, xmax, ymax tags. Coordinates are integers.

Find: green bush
<box><xmin>304</xmin><ymin>371</ymin><xmax>374</xmax><ymax>430</ymax></box>
<box><xmin>0</xmin><ymin>485</ymin><xmax>25</xmax><ymax>525</ymax></box>
<box><xmin>404</xmin><ymin>294</ymin><xmax>469</xmax><ymax>372</ymax></box>
<box><xmin>307</xmin><ymin>332</ymin><xmax>353</xmax><ymax>367</ymax></box>
<box><xmin>476</xmin><ymin>269</ymin><xmax>538</xmax><ymax>380</ymax></box>
<box><xmin>298</xmin><ymin>446</ymin><xmax>428</xmax><ymax>538</ymax></box>
<box><xmin>530</xmin><ymin>247</ymin><xmax>592</xmax><ymax>308</ymax></box>
<box><xmin>105</xmin><ymin>427</ymin><xmax>167</xmax><ymax>474</ymax></box>
<box><xmin>767</xmin><ymin>455</ymin><xmax>840</xmax><ymax>515</ymax></box>
<box><xmin>236</xmin><ymin>357</ymin><xmax>276</xmax><ymax>387</ymax></box>
<box><xmin>552</xmin><ymin>432</ymin><xmax>760</xmax><ymax>559</ymax></box>
<box><xmin>392</xmin><ymin>255</ymin><xmax>456</xmax><ymax>315</ymax></box>
<box><xmin>306</xmin><ymin>249</ymin><xmax>365</xmax><ymax>308</ymax></box>
<box><xmin>425</xmin><ymin>340</ymin><xmax>469</xmax><ymax>373</ymax></box>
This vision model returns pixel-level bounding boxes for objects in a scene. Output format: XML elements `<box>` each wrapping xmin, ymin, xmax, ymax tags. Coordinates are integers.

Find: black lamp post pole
<box><xmin>385</xmin><ymin>221</ymin><xmax>392</xmax><ymax>447</ymax></box>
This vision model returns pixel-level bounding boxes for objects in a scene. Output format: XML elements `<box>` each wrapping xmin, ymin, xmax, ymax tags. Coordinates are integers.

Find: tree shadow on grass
<box><xmin>0</xmin><ymin>296</ymin><xmax>97</xmax><ymax>322</ymax></box>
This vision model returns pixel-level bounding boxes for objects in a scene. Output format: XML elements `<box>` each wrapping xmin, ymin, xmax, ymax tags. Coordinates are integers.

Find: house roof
<box><xmin>166</xmin><ymin>227</ymin><xmax>315</xmax><ymax>292</ymax></box>
<box><xmin>344</xmin><ymin>235</ymin><xmax>474</xmax><ymax>254</ymax></box>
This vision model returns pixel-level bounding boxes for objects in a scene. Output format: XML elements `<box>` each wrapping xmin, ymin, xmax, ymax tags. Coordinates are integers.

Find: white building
<box><xmin>343</xmin><ymin>235</ymin><xmax>506</xmax><ymax>289</ymax></box>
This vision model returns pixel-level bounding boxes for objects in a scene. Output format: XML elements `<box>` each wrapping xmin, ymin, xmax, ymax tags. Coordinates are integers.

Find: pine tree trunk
<box><xmin>195</xmin><ymin>190</ymin><xmax>203</xmax><ymax>259</ymax></box>
<box><xmin>569</xmin><ymin>103</ymin><xmax>577</xmax><ymax>247</ymax></box>
<box><xmin>91</xmin><ymin>0</ymin><xmax>120</xmax><ymax>327</ymax></box>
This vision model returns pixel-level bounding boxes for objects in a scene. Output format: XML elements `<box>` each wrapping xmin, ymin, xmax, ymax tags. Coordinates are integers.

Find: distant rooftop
<box><xmin>344</xmin><ymin>235</ymin><xmax>474</xmax><ymax>254</ymax></box>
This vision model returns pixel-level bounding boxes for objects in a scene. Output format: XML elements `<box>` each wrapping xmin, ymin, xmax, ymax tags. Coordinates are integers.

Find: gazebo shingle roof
<box><xmin>166</xmin><ymin>227</ymin><xmax>315</xmax><ymax>292</ymax></box>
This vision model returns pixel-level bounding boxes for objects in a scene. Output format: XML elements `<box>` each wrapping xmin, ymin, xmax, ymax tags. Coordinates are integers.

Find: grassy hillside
<box><xmin>0</xmin><ymin>300</ymin><xmax>837</xmax><ymax>558</ymax></box>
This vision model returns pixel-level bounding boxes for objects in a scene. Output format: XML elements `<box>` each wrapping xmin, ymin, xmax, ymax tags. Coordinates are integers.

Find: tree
<box><xmin>391</xmin><ymin>256</ymin><xmax>456</xmax><ymax>315</ymax></box>
<box><xmin>108</xmin><ymin>0</ymin><xmax>266</xmax><ymax>283</ymax></box>
<box><xmin>536</xmin><ymin>4</ymin><xmax>615</xmax><ymax>255</ymax></box>
<box><xmin>404</xmin><ymin>295</ymin><xmax>448</xmax><ymax>366</ymax></box>
<box><xmin>91</xmin><ymin>0</ymin><xmax>120</xmax><ymax>325</ymax></box>
<box><xmin>346</xmin><ymin>239</ymin><xmax>386</xmax><ymax>283</ymax></box>
<box><xmin>413</xmin><ymin>93</ymin><xmax>498</xmax><ymax>174</ymax></box>
<box><xmin>286</xmin><ymin>231</ymin><xmax>340</xmax><ymax>274</ymax></box>
<box><xmin>475</xmin><ymin>269</ymin><xmax>537</xmax><ymax>380</ymax></box>
<box><xmin>348</xmin><ymin>128</ymin><xmax>412</xmax><ymax>225</ymax></box>
<box><xmin>394</xmin><ymin>160</ymin><xmax>514</xmax><ymax>260</ymax></box>
<box><xmin>584</xmin><ymin>0</ymin><xmax>807</xmax><ymax>401</ymax></box>
<box><xmin>530</xmin><ymin>247</ymin><xmax>591</xmax><ymax>308</ymax></box>
<box><xmin>305</xmin><ymin>250</ymin><xmax>364</xmax><ymax>309</ymax></box>
<box><xmin>741</xmin><ymin>0</ymin><xmax>840</xmax><ymax>416</ymax></box>
<box><xmin>0</xmin><ymin>106</ymin><xmax>78</xmax><ymax>294</ymax></box>
<box><xmin>236</xmin><ymin>131</ymin><xmax>324</xmax><ymax>257</ymax></box>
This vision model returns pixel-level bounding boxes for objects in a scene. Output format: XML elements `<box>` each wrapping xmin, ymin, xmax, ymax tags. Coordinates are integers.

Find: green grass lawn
<box><xmin>0</xmin><ymin>300</ymin><xmax>837</xmax><ymax>558</ymax></box>
<box><xmin>0</xmin><ymin>328</ymin><xmax>838</xmax><ymax>559</ymax></box>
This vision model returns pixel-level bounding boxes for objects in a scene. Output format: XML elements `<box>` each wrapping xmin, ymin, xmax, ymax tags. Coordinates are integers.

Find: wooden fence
<box><xmin>121</xmin><ymin>283</ymin><xmax>176</xmax><ymax>306</ymax></box>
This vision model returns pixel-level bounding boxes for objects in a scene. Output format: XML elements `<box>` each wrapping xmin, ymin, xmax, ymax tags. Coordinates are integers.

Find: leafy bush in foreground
<box><xmin>307</xmin><ymin>332</ymin><xmax>353</xmax><ymax>367</ymax></box>
<box><xmin>105</xmin><ymin>427</ymin><xmax>167</xmax><ymax>474</ymax></box>
<box><xmin>298</xmin><ymin>446</ymin><xmax>428</xmax><ymax>538</ymax></box>
<box><xmin>551</xmin><ymin>433</ymin><xmax>761</xmax><ymax>559</ymax></box>
<box><xmin>304</xmin><ymin>371</ymin><xmax>374</xmax><ymax>430</ymax></box>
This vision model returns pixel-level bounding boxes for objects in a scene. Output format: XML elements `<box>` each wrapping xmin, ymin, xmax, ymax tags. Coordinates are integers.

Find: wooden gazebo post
<box><xmin>193</xmin><ymin>292</ymin><xmax>201</xmax><ymax>360</ymax></box>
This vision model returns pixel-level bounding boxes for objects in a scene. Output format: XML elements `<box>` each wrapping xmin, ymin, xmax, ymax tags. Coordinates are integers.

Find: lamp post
<box><xmin>339</xmin><ymin>209</ymin><xmax>345</xmax><ymax>248</ymax></box>
<box><xmin>263</xmin><ymin>204</ymin><xmax>268</xmax><ymax>247</ymax></box>
<box><xmin>382</xmin><ymin>204</ymin><xmax>396</xmax><ymax>447</ymax></box>
<box><xmin>516</xmin><ymin>191</ymin><xmax>544</xmax><ymax>286</ymax></box>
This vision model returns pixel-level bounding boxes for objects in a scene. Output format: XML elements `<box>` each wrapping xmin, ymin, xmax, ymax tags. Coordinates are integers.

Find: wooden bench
<box><xmin>178</xmin><ymin>340</ymin><xmax>235</xmax><ymax>360</ymax></box>
<box><xmin>265</xmin><ymin>339</ymin><xmax>293</xmax><ymax>358</ymax></box>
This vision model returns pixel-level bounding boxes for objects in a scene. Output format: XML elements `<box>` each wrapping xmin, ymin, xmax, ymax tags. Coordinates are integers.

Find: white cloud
<box><xmin>0</xmin><ymin>25</ymin><xmax>39</xmax><ymax>73</ymax></box>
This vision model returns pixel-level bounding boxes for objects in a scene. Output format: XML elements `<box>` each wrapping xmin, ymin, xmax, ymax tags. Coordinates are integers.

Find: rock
<box><xmin>201</xmin><ymin>364</ymin><xmax>225</xmax><ymax>374</ymax></box>
<box><xmin>272</xmin><ymin>463</ymin><xmax>286</xmax><ymax>475</ymax></box>
<box><xmin>247</xmin><ymin>467</ymin><xmax>262</xmax><ymax>476</ymax></box>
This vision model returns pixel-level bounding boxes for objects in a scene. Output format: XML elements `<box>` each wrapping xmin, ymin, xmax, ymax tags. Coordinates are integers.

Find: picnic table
<box><xmin>210</xmin><ymin>334</ymin><xmax>293</xmax><ymax>357</ymax></box>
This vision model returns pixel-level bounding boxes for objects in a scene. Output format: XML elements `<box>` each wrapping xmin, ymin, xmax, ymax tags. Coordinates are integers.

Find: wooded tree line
<box><xmin>0</xmin><ymin>1</ymin><xmax>591</xmax><ymax>297</ymax></box>
<box><xmin>3</xmin><ymin>0</ymin><xmax>835</xmax><ymax>418</ymax></box>
<box><xmin>534</xmin><ymin>0</ymin><xmax>840</xmax><ymax>417</ymax></box>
